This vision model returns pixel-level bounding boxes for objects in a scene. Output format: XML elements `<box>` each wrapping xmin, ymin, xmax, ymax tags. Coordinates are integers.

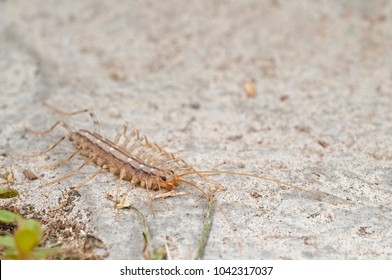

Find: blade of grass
<box><xmin>132</xmin><ymin>206</ymin><xmax>154</xmax><ymax>259</ymax></box>
<box><xmin>195</xmin><ymin>198</ymin><xmax>214</xmax><ymax>260</ymax></box>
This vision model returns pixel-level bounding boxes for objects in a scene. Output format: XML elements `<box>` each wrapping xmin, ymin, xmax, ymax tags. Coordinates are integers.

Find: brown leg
<box><xmin>17</xmin><ymin>135</ymin><xmax>69</xmax><ymax>158</ymax></box>
<box><xmin>25</xmin><ymin>120</ymin><xmax>73</xmax><ymax>136</ymax></box>
<box><xmin>44</xmin><ymin>101</ymin><xmax>100</xmax><ymax>133</ymax></box>
<box><xmin>50</xmin><ymin>169</ymin><xmax>105</xmax><ymax>212</ymax></box>
<box><xmin>122</xmin><ymin>129</ymin><xmax>141</xmax><ymax>150</ymax></box>
<box><xmin>152</xmin><ymin>190</ymin><xmax>188</xmax><ymax>200</ymax></box>
<box><xmin>114</xmin><ymin>121</ymin><xmax>129</xmax><ymax>145</ymax></box>
<box><xmin>114</xmin><ymin>168</ymin><xmax>130</xmax><ymax>216</ymax></box>
<box><xmin>45</xmin><ymin>159</ymin><xmax>89</xmax><ymax>186</ymax></box>
<box><xmin>68</xmin><ymin>169</ymin><xmax>105</xmax><ymax>193</ymax></box>
<box><xmin>36</xmin><ymin>148</ymin><xmax>81</xmax><ymax>169</ymax></box>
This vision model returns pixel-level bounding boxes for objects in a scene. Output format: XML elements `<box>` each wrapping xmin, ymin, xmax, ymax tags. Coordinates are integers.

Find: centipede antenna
<box><xmin>179</xmin><ymin>170</ymin><xmax>354</xmax><ymax>205</ymax></box>
<box><xmin>176</xmin><ymin>178</ymin><xmax>212</xmax><ymax>201</ymax></box>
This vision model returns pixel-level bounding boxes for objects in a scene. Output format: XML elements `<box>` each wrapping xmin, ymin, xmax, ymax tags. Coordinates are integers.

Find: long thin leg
<box><xmin>114</xmin><ymin>167</ymin><xmax>127</xmax><ymax>208</ymax></box>
<box><xmin>152</xmin><ymin>191</ymin><xmax>188</xmax><ymax>200</ymax></box>
<box><xmin>17</xmin><ymin>136</ymin><xmax>69</xmax><ymax>158</ymax></box>
<box><xmin>44</xmin><ymin>101</ymin><xmax>100</xmax><ymax>133</ymax></box>
<box><xmin>138</xmin><ymin>178</ymin><xmax>170</xmax><ymax>214</ymax></box>
<box><xmin>51</xmin><ymin>169</ymin><xmax>105</xmax><ymax>211</ymax></box>
<box><xmin>145</xmin><ymin>141</ymin><xmax>191</xmax><ymax>169</ymax></box>
<box><xmin>122</xmin><ymin>129</ymin><xmax>140</xmax><ymax>150</ymax></box>
<box><xmin>115</xmin><ymin>168</ymin><xmax>131</xmax><ymax>216</ymax></box>
<box><xmin>26</xmin><ymin>120</ymin><xmax>73</xmax><ymax>136</ymax></box>
<box><xmin>114</xmin><ymin>122</ymin><xmax>129</xmax><ymax>145</ymax></box>
<box><xmin>45</xmin><ymin>159</ymin><xmax>89</xmax><ymax>186</ymax></box>
<box><xmin>114</xmin><ymin>178</ymin><xmax>123</xmax><ymax>208</ymax></box>
<box><xmin>36</xmin><ymin>148</ymin><xmax>81</xmax><ymax>169</ymax></box>
<box><xmin>69</xmin><ymin>169</ymin><xmax>105</xmax><ymax>193</ymax></box>
<box><xmin>126</xmin><ymin>132</ymin><xmax>146</xmax><ymax>154</ymax></box>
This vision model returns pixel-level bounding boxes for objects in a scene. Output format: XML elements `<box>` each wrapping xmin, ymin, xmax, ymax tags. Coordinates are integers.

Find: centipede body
<box><xmin>70</xmin><ymin>129</ymin><xmax>179</xmax><ymax>191</ymax></box>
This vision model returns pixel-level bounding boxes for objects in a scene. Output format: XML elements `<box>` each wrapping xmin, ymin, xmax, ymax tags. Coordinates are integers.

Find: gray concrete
<box><xmin>1</xmin><ymin>0</ymin><xmax>391</xmax><ymax>259</ymax></box>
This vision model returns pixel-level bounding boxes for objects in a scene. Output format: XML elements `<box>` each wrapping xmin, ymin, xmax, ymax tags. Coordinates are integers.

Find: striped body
<box><xmin>71</xmin><ymin>130</ymin><xmax>176</xmax><ymax>190</ymax></box>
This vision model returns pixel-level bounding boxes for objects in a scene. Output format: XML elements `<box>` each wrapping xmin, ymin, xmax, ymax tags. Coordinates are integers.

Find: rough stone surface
<box><xmin>1</xmin><ymin>0</ymin><xmax>391</xmax><ymax>259</ymax></box>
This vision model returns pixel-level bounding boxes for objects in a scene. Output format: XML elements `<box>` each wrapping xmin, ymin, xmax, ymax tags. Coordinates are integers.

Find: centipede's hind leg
<box><xmin>43</xmin><ymin>101</ymin><xmax>100</xmax><ymax>133</ymax></box>
<box><xmin>21</xmin><ymin>102</ymin><xmax>99</xmax><ymax>157</ymax></box>
<box><xmin>17</xmin><ymin>135</ymin><xmax>69</xmax><ymax>158</ymax></box>
<box><xmin>18</xmin><ymin>118</ymin><xmax>74</xmax><ymax>158</ymax></box>
<box><xmin>21</xmin><ymin>102</ymin><xmax>99</xmax><ymax>162</ymax></box>
<box><xmin>26</xmin><ymin>119</ymin><xmax>70</xmax><ymax>136</ymax></box>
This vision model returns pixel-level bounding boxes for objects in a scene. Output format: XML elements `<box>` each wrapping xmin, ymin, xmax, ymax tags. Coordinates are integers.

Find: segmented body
<box><xmin>70</xmin><ymin>129</ymin><xmax>185</xmax><ymax>191</ymax></box>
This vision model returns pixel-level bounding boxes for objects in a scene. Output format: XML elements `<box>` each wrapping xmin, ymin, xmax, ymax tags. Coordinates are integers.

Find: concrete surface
<box><xmin>1</xmin><ymin>0</ymin><xmax>392</xmax><ymax>259</ymax></box>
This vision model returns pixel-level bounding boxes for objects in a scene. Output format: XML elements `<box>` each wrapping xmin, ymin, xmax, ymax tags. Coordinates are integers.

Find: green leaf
<box><xmin>1</xmin><ymin>248</ymin><xmax>19</xmax><ymax>260</ymax></box>
<box><xmin>14</xmin><ymin>220</ymin><xmax>42</xmax><ymax>258</ymax></box>
<box><xmin>0</xmin><ymin>210</ymin><xmax>24</xmax><ymax>223</ymax></box>
<box><xmin>0</xmin><ymin>235</ymin><xmax>15</xmax><ymax>248</ymax></box>
<box><xmin>0</xmin><ymin>187</ymin><xmax>19</xmax><ymax>199</ymax></box>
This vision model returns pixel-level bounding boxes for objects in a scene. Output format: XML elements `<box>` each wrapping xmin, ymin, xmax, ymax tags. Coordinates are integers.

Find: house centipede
<box><xmin>20</xmin><ymin>102</ymin><xmax>353</xmax><ymax>214</ymax></box>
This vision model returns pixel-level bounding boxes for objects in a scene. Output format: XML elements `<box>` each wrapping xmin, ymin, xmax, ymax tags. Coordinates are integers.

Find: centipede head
<box><xmin>156</xmin><ymin>170</ymin><xmax>177</xmax><ymax>190</ymax></box>
<box><xmin>162</xmin><ymin>170</ymin><xmax>225</xmax><ymax>202</ymax></box>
